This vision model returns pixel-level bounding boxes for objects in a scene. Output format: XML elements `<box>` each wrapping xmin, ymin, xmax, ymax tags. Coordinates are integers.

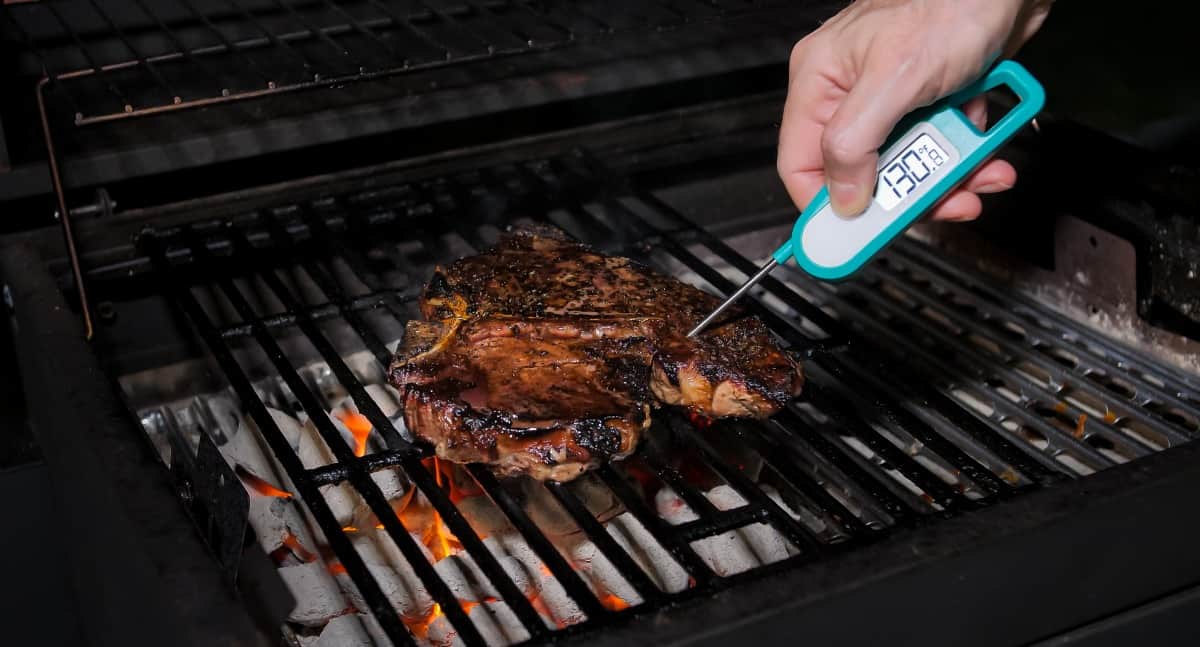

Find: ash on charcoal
<box><xmin>279</xmin><ymin>562</ymin><xmax>350</xmax><ymax>627</ymax></box>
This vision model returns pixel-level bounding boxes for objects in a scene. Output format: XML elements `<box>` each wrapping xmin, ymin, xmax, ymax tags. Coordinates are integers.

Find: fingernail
<box><xmin>829</xmin><ymin>181</ymin><xmax>867</xmax><ymax>218</ymax></box>
<box><xmin>974</xmin><ymin>182</ymin><xmax>1013</xmax><ymax>194</ymax></box>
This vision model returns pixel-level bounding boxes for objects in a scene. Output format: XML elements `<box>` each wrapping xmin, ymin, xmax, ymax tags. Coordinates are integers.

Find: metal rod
<box><xmin>687</xmin><ymin>257</ymin><xmax>776</xmax><ymax>338</ymax></box>
<box><xmin>36</xmin><ymin>79</ymin><xmax>93</xmax><ymax>340</ymax></box>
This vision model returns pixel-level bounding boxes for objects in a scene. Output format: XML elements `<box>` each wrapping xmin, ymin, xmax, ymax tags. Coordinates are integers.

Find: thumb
<box><xmin>821</xmin><ymin>63</ymin><xmax>938</xmax><ymax>217</ymax></box>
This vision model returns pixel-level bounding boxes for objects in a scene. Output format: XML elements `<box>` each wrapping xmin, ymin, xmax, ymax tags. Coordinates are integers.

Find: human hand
<box><xmin>777</xmin><ymin>0</ymin><xmax>1053</xmax><ymax>220</ymax></box>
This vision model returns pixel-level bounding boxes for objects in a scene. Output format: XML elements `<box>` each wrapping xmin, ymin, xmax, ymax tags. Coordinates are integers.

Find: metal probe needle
<box><xmin>686</xmin><ymin>258</ymin><xmax>779</xmax><ymax>338</ymax></box>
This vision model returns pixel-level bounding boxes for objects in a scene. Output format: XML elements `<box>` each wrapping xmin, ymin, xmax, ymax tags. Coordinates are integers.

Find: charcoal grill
<box><xmin>4</xmin><ymin>2</ymin><xmax>1200</xmax><ymax>647</ymax></box>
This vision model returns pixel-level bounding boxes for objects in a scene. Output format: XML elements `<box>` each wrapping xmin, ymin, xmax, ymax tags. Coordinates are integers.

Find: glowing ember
<box><xmin>686</xmin><ymin>411</ymin><xmax>713</xmax><ymax>430</ymax></box>
<box><xmin>1075</xmin><ymin>413</ymin><xmax>1088</xmax><ymax>439</ymax></box>
<box><xmin>338</xmin><ymin>411</ymin><xmax>374</xmax><ymax>457</ymax></box>
<box><xmin>1104</xmin><ymin>410</ymin><xmax>1118</xmax><ymax>424</ymax></box>
<box><xmin>342</xmin><ymin>526</ymin><xmax>359</xmax><ymax>533</ymax></box>
<box><xmin>599</xmin><ymin>594</ymin><xmax>630</xmax><ymax>612</ymax></box>
<box><xmin>281</xmin><ymin>533</ymin><xmax>316</xmax><ymax>563</ymax></box>
<box><xmin>328</xmin><ymin>562</ymin><xmax>347</xmax><ymax>576</ymax></box>
<box><xmin>235</xmin><ymin>466</ymin><xmax>292</xmax><ymax>499</ymax></box>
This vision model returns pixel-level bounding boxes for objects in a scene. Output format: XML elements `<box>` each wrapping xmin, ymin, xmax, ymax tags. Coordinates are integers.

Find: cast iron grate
<box><xmin>5</xmin><ymin>0</ymin><xmax>796</xmax><ymax>125</ymax></box>
<box><xmin>117</xmin><ymin>149</ymin><xmax>1199</xmax><ymax>645</ymax></box>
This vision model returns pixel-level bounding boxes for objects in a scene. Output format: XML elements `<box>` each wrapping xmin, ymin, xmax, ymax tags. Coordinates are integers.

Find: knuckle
<box><xmin>821</xmin><ymin>127</ymin><xmax>862</xmax><ymax>167</ymax></box>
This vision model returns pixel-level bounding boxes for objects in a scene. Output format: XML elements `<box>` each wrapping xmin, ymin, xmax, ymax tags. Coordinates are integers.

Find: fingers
<box><xmin>928</xmin><ymin>158</ymin><xmax>1017</xmax><ymax>221</ymax></box>
<box><xmin>929</xmin><ymin>190</ymin><xmax>982</xmax><ymax>222</ymax></box>
<box><xmin>777</xmin><ymin>57</ymin><xmax>846</xmax><ymax>211</ymax></box>
<box><xmin>820</xmin><ymin>59</ymin><xmax>940</xmax><ymax>217</ymax></box>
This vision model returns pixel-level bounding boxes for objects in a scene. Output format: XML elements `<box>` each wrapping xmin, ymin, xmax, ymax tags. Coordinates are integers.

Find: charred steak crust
<box><xmin>390</xmin><ymin>228</ymin><xmax>804</xmax><ymax>480</ymax></box>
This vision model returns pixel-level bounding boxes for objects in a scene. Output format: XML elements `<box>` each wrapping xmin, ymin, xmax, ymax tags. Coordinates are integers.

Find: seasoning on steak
<box><xmin>393</xmin><ymin>316</ymin><xmax>655</xmax><ymax>481</ymax></box>
<box><xmin>389</xmin><ymin>226</ymin><xmax>804</xmax><ymax>480</ymax></box>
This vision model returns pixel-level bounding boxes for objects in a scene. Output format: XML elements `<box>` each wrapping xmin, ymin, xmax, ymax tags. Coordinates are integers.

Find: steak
<box><xmin>390</xmin><ymin>227</ymin><xmax>804</xmax><ymax>480</ymax></box>
<box><xmin>394</xmin><ymin>316</ymin><xmax>656</xmax><ymax>481</ymax></box>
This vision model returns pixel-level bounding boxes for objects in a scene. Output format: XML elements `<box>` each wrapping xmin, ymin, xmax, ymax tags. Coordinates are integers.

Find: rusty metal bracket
<box><xmin>36</xmin><ymin>76</ymin><xmax>93</xmax><ymax>340</ymax></box>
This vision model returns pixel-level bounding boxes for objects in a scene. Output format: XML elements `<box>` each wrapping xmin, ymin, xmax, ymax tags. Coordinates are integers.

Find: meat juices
<box><xmin>389</xmin><ymin>227</ymin><xmax>804</xmax><ymax>481</ymax></box>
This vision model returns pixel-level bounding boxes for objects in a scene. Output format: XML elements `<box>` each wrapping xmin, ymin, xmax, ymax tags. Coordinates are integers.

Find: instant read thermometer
<box><xmin>688</xmin><ymin>60</ymin><xmax>1044</xmax><ymax>338</ymax></box>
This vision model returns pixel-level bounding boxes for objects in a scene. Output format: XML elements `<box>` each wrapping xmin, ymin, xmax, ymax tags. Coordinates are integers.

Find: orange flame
<box><xmin>328</xmin><ymin>562</ymin><xmax>347</xmax><ymax>576</ymax></box>
<box><xmin>236</xmin><ymin>466</ymin><xmax>292</xmax><ymax>499</ymax></box>
<box><xmin>282</xmin><ymin>533</ymin><xmax>316</xmax><ymax>563</ymax></box>
<box><xmin>338</xmin><ymin>411</ymin><xmax>374</xmax><ymax>457</ymax></box>
<box><xmin>1075</xmin><ymin>413</ymin><xmax>1089</xmax><ymax>439</ymax></box>
<box><xmin>342</xmin><ymin>526</ymin><xmax>359</xmax><ymax>533</ymax></box>
<box><xmin>599</xmin><ymin>594</ymin><xmax>631</xmax><ymax>612</ymax></box>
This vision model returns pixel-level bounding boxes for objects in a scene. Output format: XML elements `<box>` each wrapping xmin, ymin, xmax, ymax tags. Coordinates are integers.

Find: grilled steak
<box><xmin>390</xmin><ymin>227</ymin><xmax>803</xmax><ymax>480</ymax></box>
<box><xmin>394</xmin><ymin>316</ymin><xmax>655</xmax><ymax>481</ymax></box>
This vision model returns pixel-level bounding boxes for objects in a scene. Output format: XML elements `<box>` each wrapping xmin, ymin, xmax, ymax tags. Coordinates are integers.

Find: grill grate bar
<box><xmin>527</xmin><ymin>157</ymin><xmax>966</xmax><ymax>516</ymax></box>
<box><xmin>662</xmin><ymin>412</ymin><xmax>827</xmax><ymax>554</ymax></box>
<box><xmin>671</xmin><ymin>505</ymin><xmax>768</xmax><ymax>542</ymax></box>
<box><xmin>228</xmin><ymin>223</ymin><xmax>558</xmax><ymax>637</ymax></box>
<box><xmin>851</xmin><ymin>269</ymin><xmax>1171</xmax><ymax>456</ymax></box>
<box><xmin>542</xmin><ymin>482</ymin><xmax>666</xmax><ymax>604</ymax></box>
<box><xmin>889</xmin><ymin>245</ymin><xmax>1200</xmax><ymax>402</ymax></box>
<box><xmin>800</xmin><ymin>273</ymin><xmax>1119</xmax><ymax>474</ymax></box>
<box><xmin>595</xmin><ymin>465</ymin><xmax>715</xmax><ymax>584</ymax></box>
<box><xmin>308</xmin><ymin>448</ymin><xmax>412</xmax><ymax>485</ymax></box>
<box><xmin>469</xmin><ymin>466</ymin><xmax>612</xmax><ymax>620</ymax></box>
<box><xmin>723</xmin><ymin>419</ymin><xmax>871</xmax><ymax>537</ymax></box>
<box><xmin>140</xmin><ymin>231</ymin><xmax>420</xmax><ymax>647</ymax></box>
<box><xmin>879</xmin><ymin>253</ymin><xmax>1200</xmax><ymax>434</ymax></box>
<box><xmin>193</xmin><ymin>229</ymin><xmax>492</xmax><ymax>646</ymax></box>
<box><xmin>771</xmin><ymin>407</ymin><xmax>917</xmax><ymax>523</ymax></box>
<box><xmin>615</xmin><ymin>187</ymin><xmax>1059</xmax><ymax>488</ymax></box>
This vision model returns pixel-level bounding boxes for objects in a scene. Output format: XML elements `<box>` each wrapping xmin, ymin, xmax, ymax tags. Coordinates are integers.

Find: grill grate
<box><xmin>6</xmin><ymin>0</ymin><xmax>795</xmax><ymax>125</ymax></box>
<box><xmin>106</xmin><ymin>148</ymin><xmax>1200</xmax><ymax>645</ymax></box>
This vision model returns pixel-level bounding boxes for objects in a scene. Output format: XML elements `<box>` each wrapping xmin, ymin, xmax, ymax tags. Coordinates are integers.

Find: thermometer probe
<box><xmin>687</xmin><ymin>60</ymin><xmax>1044</xmax><ymax>338</ymax></box>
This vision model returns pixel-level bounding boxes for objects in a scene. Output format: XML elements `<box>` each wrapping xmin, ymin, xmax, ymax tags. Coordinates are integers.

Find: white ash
<box><xmin>297</xmin><ymin>416</ymin><xmax>364</xmax><ymax>526</ymax></box>
<box><xmin>279</xmin><ymin>562</ymin><xmax>350</xmax><ymax>627</ymax></box>
<box><xmin>705</xmin><ymin>485</ymin><xmax>793</xmax><ymax>564</ymax></box>
<box><xmin>308</xmin><ymin>613</ymin><xmax>374</xmax><ymax>647</ymax></box>
<box><xmin>605</xmin><ymin>512</ymin><xmax>688</xmax><ymax>593</ymax></box>
<box><xmin>570</xmin><ymin>540</ymin><xmax>643</xmax><ymax>606</ymax></box>
<box><xmin>335</xmin><ymin>560</ymin><xmax>434</xmax><ymax>621</ymax></box>
<box><xmin>426</xmin><ymin>600</ymin><xmax>531</xmax><ymax>647</ymax></box>
<box><xmin>434</xmin><ymin>551</ymin><xmax>532</xmax><ymax>602</ymax></box>
<box><xmin>532</xmin><ymin>569</ymin><xmax>586</xmax><ymax>628</ymax></box>
<box><xmin>247</xmin><ymin>494</ymin><xmax>319</xmax><ymax>560</ymax></box>
<box><xmin>346</xmin><ymin>530</ymin><xmax>436</xmax><ymax>618</ymax></box>
<box><xmin>455</xmin><ymin>497</ymin><xmax>515</xmax><ymax>538</ymax></box>
<box><xmin>227</xmin><ymin>408</ymin><xmax>302</xmax><ymax>485</ymax></box>
<box><xmin>655</xmin><ymin>487</ymin><xmax>759</xmax><ymax>577</ymax></box>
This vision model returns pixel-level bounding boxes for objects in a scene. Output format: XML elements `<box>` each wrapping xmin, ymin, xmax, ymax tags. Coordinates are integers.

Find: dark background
<box><xmin>1</xmin><ymin>2</ymin><xmax>1198</xmax><ymax>645</ymax></box>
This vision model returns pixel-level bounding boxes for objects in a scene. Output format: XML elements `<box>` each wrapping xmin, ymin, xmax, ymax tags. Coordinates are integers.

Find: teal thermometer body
<box><xmin>688</xmin><ymin>61</ymin><xmax>1044</xmax><ymax>338</ymax></box>
<box><xmin>776</xmin><ymin>60</ymin><xmax>1045</xmax><ymax>279</ymax></box>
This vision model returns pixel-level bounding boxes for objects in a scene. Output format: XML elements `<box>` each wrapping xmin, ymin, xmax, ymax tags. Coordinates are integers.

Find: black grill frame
<box><xmin>76</xmin><ymin>140</ymin><xmax>1197</xmax><ymax>645</ymax></box>
<box><xmin>5</xmin><ymin>102</ymin><xmax>1200</xmax><ymax>645</ymax></box>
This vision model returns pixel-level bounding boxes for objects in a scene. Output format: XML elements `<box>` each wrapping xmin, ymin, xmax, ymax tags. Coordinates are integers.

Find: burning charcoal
<box><xmin>569</xmin><ymin>540</ymin><xmax>643</xmax><ymax>606</ymax></box>
<box><xmin>352</xmin><ymin>529</ymin><xmax>435</xmax><ymax>570</ymax></box>
<box><xmin>336</xmin><ymin>560</ymin><xmax>435</xmax><ymax>621</ymax></box>
<box><xmin>434</xmin><ymin>552</ymin><xmax>532</xmax><ymax>602</ymax></box>
<box><xmin>248</xmin><ymin>494</ymin><xmax>319</xmax><ymax>562</ymax></box>
<box><xmin>762</xmin><ymin>485</ymin><xmax>820</xmax><ymax>551</ymax></box>
<box><xmin>311</xmin><ymin>613</ymin><xmax>373</xmax><ymax>647</ymax></box>
<box><xmin>427</xmin><ymin>600</ymin><xmax>531</xmax><ymax>647</ymax></box>
<box><xmin>455</xmin><ymin>496</ymin><xmax>515</xmax><ymax>538</ymax></box>
<box><xmin>519</xmin><ymin>479</ymin><xmax>622</xmax><ymax>537</ymax></box>
<box><xmin>334</xmin><ymin>383</ymin><xmax>404</xmax><ymax>420</ymax></box>
<box><xmin>279</xmin><ymin>562</ymin><xmax>351</xmax><ymax>627</ymax></box>
<box><xmin>606</xmin><ymin>513</ymin><xmax>689</xmax><ymax>594</ymax></box>
<box><xmin>705</xmin><ymin>485</ymin><xmax>790</xmax><ymax>565</ymax></box>
<box><xmin>655</xmin><ymin>487</ymin><xmax>759</xmax><ymax>577</ymax></box>
<box><xmin>227</xmin><ymin>408</ymin><xmax>302</xmax><ymax>484</ymax></box>
<box><xmin>533</xmin><ymin>569</ymin><xmax>587</xmax><ymax>628</ymax></box>
<box><xmin>298</xmin><ymin>416</ymin><xmax>360</xmax><ymax>526</ymax></box>
<box><xmin>487</xmin><ymin>535</ymin><xmax>582</xmax><ymax>627</ymax></box>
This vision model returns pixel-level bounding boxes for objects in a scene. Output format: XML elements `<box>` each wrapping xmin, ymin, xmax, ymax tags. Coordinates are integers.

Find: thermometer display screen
<box><xmin>874</xmin><ymin>133</ymin><xmax>949</xmax><ymax>210</ymax></box>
